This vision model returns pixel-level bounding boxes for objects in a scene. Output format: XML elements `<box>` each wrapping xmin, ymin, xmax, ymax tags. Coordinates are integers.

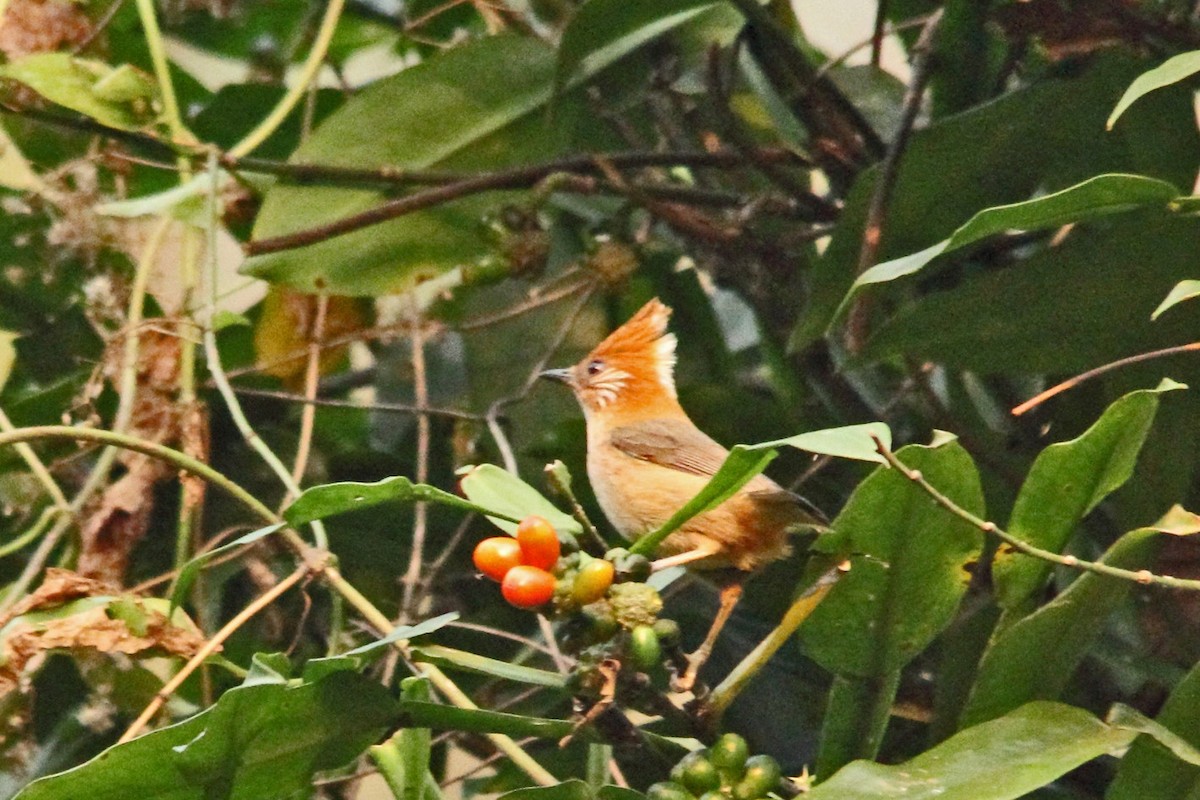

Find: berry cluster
<box><xmin>472</xmin><ymin>515</ymin><xmax>564</xmax><ymax>608</ymax></box>
<box><xmin>649</xmin><ymin>734</ymin><xmax>783</xmax><ymax>800</ymax></box>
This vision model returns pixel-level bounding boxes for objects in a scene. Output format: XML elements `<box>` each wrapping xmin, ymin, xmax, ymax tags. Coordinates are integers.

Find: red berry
<box><xmin>501</xmin><ymin>565</ymin><xmax>557</xmax><ymax>609</ymax></box>
<box><xmin>473</xmin><ymin>537</ymin><xmax>523</xmax><ymax>582</ymax></box>
<box><xmin>516</xmin><ymin>515</ymin><xmax>560</xmax><ymax>570</ymax></box>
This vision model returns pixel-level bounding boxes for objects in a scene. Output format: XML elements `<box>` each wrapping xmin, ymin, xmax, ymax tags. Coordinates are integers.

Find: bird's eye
<box><xmin>586</xmin><ymin>360</ymin><xmax>604</xmax><ymax>376</ymax></box>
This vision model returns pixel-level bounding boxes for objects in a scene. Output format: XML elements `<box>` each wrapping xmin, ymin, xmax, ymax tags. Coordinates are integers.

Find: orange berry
<box><xmin>516</xmin><ymin>515</ymin><xmax>561</xmax><ymax>570</ymax></box>
<box><xmin>572</xmin><ymin>559</ymin><xmax>615</xmax><ymax>604</ymax></box>
<box><xmin>501</xmin><ymin>565</ymin><xmax>557</xmax><ymax>609</ymax></box>
<box><xmin>473</xmin><ymin>537</ymin><xmax>523</xmax><ymax>582</ymax></box>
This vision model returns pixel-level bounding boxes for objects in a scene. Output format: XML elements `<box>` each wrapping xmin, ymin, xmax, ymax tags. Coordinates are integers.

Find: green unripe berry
<box><xmin>733</xmin><ymin>755</ymin><xmax>781</xmax><ymax>800</ymax></box>
<box><xmin>672</xmin><ymin>751</ymin><xmax>721</xmax><ymax>796</ymax></box>
<box><xmin>630</xmin><ymin>625</ymin><xmax>662</xmax><ymax>669</ymax></box>
<box><xmin>647</xmin><ymin>782</ymin><xmax>694</xmax><ymax>800</ymax></box>
<box><xmin>710</xmin><ymin>733</ymin><xmax>749</xmax><ymax>779</ymax></box>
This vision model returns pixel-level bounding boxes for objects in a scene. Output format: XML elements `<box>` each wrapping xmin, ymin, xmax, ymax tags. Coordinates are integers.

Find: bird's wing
<box><xmin>608</xmin><ymin>418</ymin><xmax>828</xmax><ymax>526</ymax></box>
<box><xmin>607</xmin><ymin>418</ymin><xmax>733</xmax><ymax>477</ymax></box>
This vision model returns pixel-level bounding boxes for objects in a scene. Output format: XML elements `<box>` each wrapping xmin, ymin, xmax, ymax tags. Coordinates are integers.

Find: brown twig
<box><xmin>844</xmin><ymin>9</ymin><xmax>943</xmax><ymax>354</ymax></box>
<box><xmin>486</xmin><ymin>282</ymin><xmax>597</xmax><ymax>473</ymax></box>
<box><xmin>400</xmin><ymin>306</ymin><xmax>432</xmax><ymax>620</ymax></box>
<box><xmin>119</xmin><ymin>563</ymin><xmax>310</xmax><ymax>742</ymax></box>
<box><xmin>227</xmin><ymin>385</ymin><xmax>485</xmax><ymax>421</ymax></box>
<box><xmin>289</xmin><ymin>294</ymin><xmax>328</xmax><ymax>491</ymax></box>
<box><xmin>225</xmin><ymin>148</ymin><xmax>809</xmax><ymax>190</ymax></box>
<box><xmin>871</xmin><ymin>0</ymin><xmax>890</xmax><ymax>67</ymax></box>
<box><xmin>872</xmin><ymin>435</ymin><xmax>1200</xmax><ymax>591</ymax></box>
<box><xmin>1011</xmin><ymin>341</ymin><xmax>1200</xmax><ymax>416</ymax></box>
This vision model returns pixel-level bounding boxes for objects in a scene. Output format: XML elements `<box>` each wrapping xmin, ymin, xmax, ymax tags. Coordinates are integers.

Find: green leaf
<box><xmin>342</xmin><ymin>612</ymin><xmax>460</xmax><ymax>659</ymax></box>
<box><xmin>963</xmin><ymin>527</ymin><xmax>1163</xmax><ymax>727</ymax></box>
<box><xmin>169</xmin><ymin>523</ymin><xmax>284</xmax><ymax>613</ymax></box>
<box><xmin>1152</xmin><ymin>279</ymin><xmax>1200</xmax><ymax>320</ymax></box>
<box><xmin>283</xmin><ymin>475</ymin><xmax>519</xmax><ymax>528</ymax></box>
<box><xmin>627</xmin><ymin>423</ymin><xmax>891</xmax><ymax>557</ymax></box>
<box><xmin>803</xmin><ymin>440</ymin><xmax>983</xmax><ymax>773</ymax></box>
<box><xmin>556</xmin><ymin>0</ymin><xmax>721</xmax><ymax>93</ymax></box>
<box><xmin>1108</xmin><ymin>51</ymin><xmax>1200</xmax><ymax>129</ymax></box>
<box><xmin>14</xmin><ymin>670</ymin><xmax>399</xmax><ymax>800</ymax></box>
<box><xmin>242</xmin><ymin>36</ymin><xmax>581</xmax><ymax>295</ymax></box>
<box><xmin>1109</xmin><ymin>660</ymin><xmax>1200</xmax><ymax>799</ymax></box>
<box><xmin>412</xmin><ymin>645</ymin><xmax>567</xmax><ymax>689</ymax></box>
<box><xmin>0</xmin><ymin>54</ymin><xmax>156</xmax><ymax>130</ymax></box>
<box><xmin>804</xmin><ymin>439</ymin><xmax>984</xmax><ymax>676</ymax></box>
<box><xmin>847</xmin><ymin>173</ymin><xmax>1180</xmax><ymax>303</ymax></box>
<box><xmin>804</xmin><ymin>702</ymin><xmax>1135</xmax><ymax>800</ymax></box>
<box><xmin>396</xmin><ymin>700</ymin><xmax>574</xmax><ymax>740</ymax></box>
<box><xmin>499</xmin><ymin>780</ymin><xmax>594</xmax><ymax>800</ymax></box>
<box><xmin>993</xmin><ymin>381</ymin><xmax>1184</xmax><ymax>611</ymax></box>
<box><xmin>1108</xmin><ymin>704</ymin><xmax>1200</xmax><ymax>768</ymax></box>
<box><xmin>858</xmin><ymin>212</ymin><xmax>1200</xmax><ymax>373</ymax></box>
<box><xmin>458</xmin><ymin>464</ymin><xmax>582</xmax><ymax>536</ymax></box>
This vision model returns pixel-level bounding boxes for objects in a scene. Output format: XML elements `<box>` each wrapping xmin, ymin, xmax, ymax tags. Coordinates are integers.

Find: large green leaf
<box><xmin>993</xmin><ymin>382</ymin><xmax>1183</xmax><ymax>612</ymax></box>
<box><xmin>283</xmin><ymin>475</ymin><xmax>520</xmax><ymax>527</ymax></box>
<box><xmin>242</xmin><ymin>36</ymin><xmax>583</xmax><ymax>294</ymax></box>
<box><xmin>1108</xmin><ymin>51</ymin><xmax>1200</xmax><ymax>129</ymax></box>
<box><xmin>803</xmin><ymin>439</ymin><xmax>983</xmax><ymax>774</ymax></box>
<box><xmin>859</xmin><ymin>212</ymin><xmax>1200</xmax><ymax>373</ymax></box>
<box><xmin>804</xmin><ymin>438</ymin><xmax>983</xmax><ymax>676</ymax></box>
<box><xmin>845</xmin><ymin>173</ymin><xmax>1179</xmax><ymax>304</ymax></box>
<box><xmin>14</xmin><ymin>670</ymin><xmax>398</xmax><ymax>800</ymax></box>
<box><xmin>805</xmin><ymin>702</ymin><xmax>1135</xmax><ymax>800</ymax></box>
<box><xmin>964</xmin><ymin>527</ymin><xmax>1163</xmax><ymax>727</ymax></box>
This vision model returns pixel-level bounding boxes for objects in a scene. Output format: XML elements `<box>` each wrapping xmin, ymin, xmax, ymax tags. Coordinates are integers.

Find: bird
<box><xmin>540</xmin><ymin>297</ymin><xmax>825</xmax><ymax>690</ymax></box>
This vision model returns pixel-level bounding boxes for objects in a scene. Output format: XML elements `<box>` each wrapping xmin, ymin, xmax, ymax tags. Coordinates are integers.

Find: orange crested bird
<box><xmin>540</xmin><ymin>298</ymin><xmax>825</xmax><ymax>689</ymax></box>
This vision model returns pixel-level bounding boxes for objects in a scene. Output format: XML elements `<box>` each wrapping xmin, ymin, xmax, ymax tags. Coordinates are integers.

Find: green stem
<box><xmin>227</xmin><ymin>0</ymin><xmax>346</xmax><ymax>158</ymax></box>
<box><xmin>709</xmin><ymin>564</ymin><xmax>842</xmax><ymax>716</ymax></box>
<box><xmin>199</xmin><ymin>151</ymin><xmax>330</xmax><ymax>549</ymax></box>
<box><xmin>0</xmin><ymin>408</ymin><xmax>69</xmax><ymax>510</ymax></box>
<box><xmin>133</xmin><ymin>0</ymin><xmax>189</xmax><ymax>147</ymax></box>
<box><xmin>0</xmin><ymin>506</ymin><xmax>62</xmax><ymax>559</ymax></box>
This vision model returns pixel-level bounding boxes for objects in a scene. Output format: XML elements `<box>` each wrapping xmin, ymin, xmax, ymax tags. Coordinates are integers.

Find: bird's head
<box><xmin>541</xmin><ymin>298</ymin><xmax>680</xmax><ymax>420</ymax></box>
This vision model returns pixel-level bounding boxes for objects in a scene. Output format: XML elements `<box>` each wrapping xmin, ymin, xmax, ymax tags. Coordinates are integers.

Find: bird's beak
<box><xmin>538</xmin><ymin>368</ymin><xmax>573</xmax><ymax>386</ymax></box>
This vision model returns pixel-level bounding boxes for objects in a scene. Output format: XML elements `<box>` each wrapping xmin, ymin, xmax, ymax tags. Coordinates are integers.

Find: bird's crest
<box><xmin>587</xmin><ymin>298</ymin><xmax>678</xmax><ymax>400</ymax></box>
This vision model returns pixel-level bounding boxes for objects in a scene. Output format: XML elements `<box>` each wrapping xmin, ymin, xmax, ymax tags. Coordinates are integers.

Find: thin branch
<box><xmin>486</xmin><ymin>283</ymin><xmax>596</xmax><ymax>473</ymax></box>
<box><xmin>119</xmin><ymin>564</ymin><xmax>309</xmax><ymax>742</ymax></box>
<box><xmin>400</xmin><ymin>307</ymin><xmax>432</xmax><ymax>620</ymax></box>
<box><xmin>227</xmin><ymin>385</ymin><xmax>485</xmax><ymax>421</ymax></box>
<box><xmin>226</xmin><ymin>147</ymin><xmax>809</xmax><ymax>189</ymax></box>
<box><xmin>226</xmin><ymin>0</ymin><xmax>346</xmax><ymax>157</ymax></box>
<box><xmin>243</xmin><ymin>171</ymin><xmax>800</xmax><ymax>256</ymax></box>
<box><xmin>289</xmin><ymin>294</ymin><xmax>328</xmax><ymax>490</ymax></box>
<box><xmin>844</xmin><ymin>9</ymin><xmax>943</xmax><ymax>354</ymax></box>
<box><xmin>1011</xmin><ymin>341</ymin><xmax>1200</xmax><ymax>416</ymax></box>
<box><xmin>200</xmin><ymin>152</ymin><xmax>329</xmax><ymax>549</ymax></box>
<box><xmin>871</xmin><ymin>0</ymin><xmax>890</xmax><ymax>67</ymax></box>
<box><xmin>873</xmin><ymin>435</ymin><xmax>1200</xmax><ymax>592</ymax></box>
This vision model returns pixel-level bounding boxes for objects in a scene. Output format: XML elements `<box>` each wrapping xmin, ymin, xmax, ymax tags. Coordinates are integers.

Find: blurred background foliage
<box><xmin>2</xmin><ymin>0</ymin><xmax>1200</xmax><ymax>797</ymax></box>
